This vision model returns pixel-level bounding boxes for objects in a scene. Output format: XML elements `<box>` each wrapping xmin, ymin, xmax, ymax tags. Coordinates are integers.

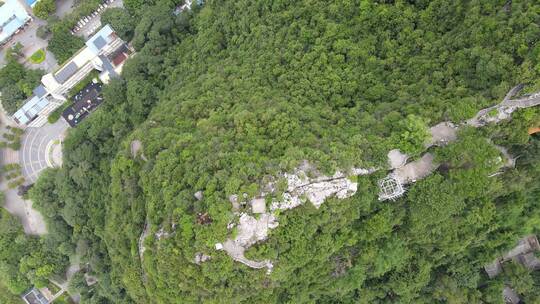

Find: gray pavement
<box><xmin>0</xmin><ymin>18</ymin><xmax>56</xmax><ymax>72</ymax></box>
<box><xmin>20</xmin><ymin>119</ymin><xmax>68</xmax><ymax>183</ymax></box>
<box><xmin>56</xmin><ymin>0</ymin><xmax>76</xmax><ymax>19</ymax></box>
<box><xmin>0</xmin><ymin>105</ymin><xmax>48</xmax><ymax>235</ymax></box>
<box><xmin>25</xmin><ymin>50</ymin><xmax>59</xmax><ymax>72</ymax></box>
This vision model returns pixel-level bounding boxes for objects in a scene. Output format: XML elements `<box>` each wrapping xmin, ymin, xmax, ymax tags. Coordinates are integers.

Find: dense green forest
<box><xmin>20</xmin><ymin>0</ymin><xmax>540</xmax><ymax>303</ymax></box>
<box><xmin>0</xmin><ymin>204</ymin><xmax>68</xmax><ymax>296</ymax></box>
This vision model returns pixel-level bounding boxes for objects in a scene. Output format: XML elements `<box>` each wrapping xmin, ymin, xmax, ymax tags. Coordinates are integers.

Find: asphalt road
<box><xmin>20</xmin><ymin>119</ymin><xmax>69</xmax><ymax>183</ymax></box>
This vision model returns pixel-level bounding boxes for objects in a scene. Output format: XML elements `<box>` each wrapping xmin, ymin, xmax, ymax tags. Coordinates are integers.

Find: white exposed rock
<box><xmin>235</xmin><ymin>213</ymin><xmax>278</xmax><ymax>248</ymax></box>
<box><xmin>194</xmin><ymin>191</ymin><xmax>203</xmax><ymax>201</ymax></box>
<box><xmin>271</xmin><ymin>168</ymin><xmax>358</xmax><ymax>210</ymax></box>
<box><xmin>217</xmin><ymin>213</ymin><xmax>278</xmax><ymax>272</ymax></box>
<box><xmin>271</xmin><ymin>193</ymin><xmax>303</xmax><ymax>211</ymax></box>
<box><xmin>155</xmin><ymin>227</ymin><xmax>171</xmax><ymax>240</ymax></box>
<box><xmin>194</xmin><ymin>252</ymin><xmax>211</xmax><ymax>265</ymax></box>
<box><xmin>130</xmin><ymin>140</ymin><xmax>148</xmax><ymax>161</ymax></box>
<box><xmin>387</xmin><ymin>149</ymin><xmax>408</xmax><ymax>169</ymax></box>
<box><xmin>84</xmin><ymin>274</ymin><xmax>98</xmax><ymax>286</ymax></box>
<box><xmin>251</xmin><ymin>197</ymin><xmax>266</xmax><ymax>214</ymax></box>
<box><xmin>351</xmin><ymin>167</ymin><xmax>377</xmax><ymax>175</ymax></box>
<box><xmin>227</xmin><ymin>221</ymin><xmax>235</xmax><ymax>230</ymax></box>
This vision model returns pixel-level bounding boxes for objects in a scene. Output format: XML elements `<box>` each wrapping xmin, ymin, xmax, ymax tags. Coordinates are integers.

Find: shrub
<box><xmin>36</xmin><ymin>26</ymin><xmax>51</xmax><ymax>39</ymax></box>
<box><xmin>8</xmin><ymin>140</ymin><xmax>21</xmax><ymax>151</ymax></box>
<box><xmin>48</xmin><ymin>102</ymin><xmax>70</xmax><ymax>124</ymax></box>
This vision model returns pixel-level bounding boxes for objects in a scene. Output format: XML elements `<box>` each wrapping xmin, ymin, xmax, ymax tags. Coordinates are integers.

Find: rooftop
<box><xmin>62</xmin><ymin>81</ymin><xmax>103</xmax><ymax>127</ymax></box>
<box><xmin>0</xmin><ymin>0</ymin><xmax>30</xmax><ymax>44</ymax></box>
<box><xmin>21</xmin><ymin>288</ymin><xmax>48</xmax><ymax>304</ymax></box>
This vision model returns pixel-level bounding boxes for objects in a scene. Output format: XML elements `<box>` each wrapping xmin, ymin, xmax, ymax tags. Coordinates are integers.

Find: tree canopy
<box><xmin>20</xmin><ymin>0</ymin><xmax>540</xmax><ymax>303</ymax></box>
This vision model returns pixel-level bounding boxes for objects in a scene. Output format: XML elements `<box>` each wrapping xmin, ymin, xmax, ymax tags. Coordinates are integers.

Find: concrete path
<box><xmin>20</xmin><ymin>119</ymin><xmax>68</xmax><ymax>183</ymax></box>
<box><xmin>0</xmin><ymin>104</ymin><xmax>48</xmax><ymax>235</ymax></box>
<box><xmin>55</xmin><ymin>0</ymin><xmax>76</xmax><ymax>18</ymax></box>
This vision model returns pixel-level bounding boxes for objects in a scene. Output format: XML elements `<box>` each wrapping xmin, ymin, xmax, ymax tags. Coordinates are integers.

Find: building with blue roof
<box><xmin>0</xmin><ymin>0</ymin><xmax>31</xmax><ymax>45</ymax></box>
<box><xmin>13</xmin><ymin>24</ymin><xmax>132</xmax><ymax>127</ymax></box>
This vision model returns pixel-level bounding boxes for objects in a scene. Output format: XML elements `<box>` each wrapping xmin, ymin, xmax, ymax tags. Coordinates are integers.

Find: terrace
<box><xmin>62</xmin><ymin>81</ymin><xmax>103</xmax><ymax>127</ymax></box>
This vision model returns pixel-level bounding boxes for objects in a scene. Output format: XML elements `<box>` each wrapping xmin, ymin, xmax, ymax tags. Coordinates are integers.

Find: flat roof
<box><xmin>93</xmin><ymin>36</ymin><xmax>107</xmax><ymax>50</ymax></box>
<box><xmin>22</xmin><ymin>288</ymin><xmax>48</xmax><ymax>304</ymax></box>
<box><xmin>14</xmin><ymin>95</ymin><xmax>50</xmax><ymax>125</ymax></box>
<box><xmin>33</xmin><ymin>85</ymin><xmax>47</xmax><ymax>98</ymax></box>
<box><xmin>0</xmin><ymin>16</ymin><xmax>25</xmax><ymax>43</ymax></box>
<box><xmin>85</xmin><ymin>24</ymin><xmax>114</xmax><ymax>54</ymax></box>
<box><xmin>55</xmin><ymin>61</ymin><xmax>78</xmax><ymax>84</ymax></box>
<box><xmin>0</xmin><ymin>0</ymin><xmax>30</xmax><ymax>43</ymax></box>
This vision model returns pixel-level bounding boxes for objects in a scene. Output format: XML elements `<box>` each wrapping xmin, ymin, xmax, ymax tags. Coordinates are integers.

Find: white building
<box><xmin>0</xmin><ymin>0</ymin><xmax>31</xmax><ymax>45</ymax></box>
<box><xmin>13</xmin><ymin>24</ymin><xmax>131</xmax><ymax>127</ymax></box>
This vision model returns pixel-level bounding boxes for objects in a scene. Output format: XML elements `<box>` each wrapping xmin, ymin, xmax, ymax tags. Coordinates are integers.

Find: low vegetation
<box><xmin>29</xmin><ymin>49</ymin><xmax>46</xmax><ymax>64</ymax></box>
<box><xmin>0</xmin><ymin>125</ymin><xmax>25</xmax><ymax>150</ymax></box>
<box><xmin>48</xmin><ymin>102</ymin><xmax>69</xmax><ymax>124</ymax></box>
<box><xmin>2</xmin><ymin>163</ymin><xmax>25</xmax><ymax>189</ymax></box>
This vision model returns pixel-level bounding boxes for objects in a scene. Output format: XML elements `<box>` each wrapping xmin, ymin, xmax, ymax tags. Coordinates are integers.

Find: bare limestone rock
<box><xmin>235</xmin><ymin>213</ymin><xmax>278</xmax><ymax>247</ymax></box>
<box><xmin>194</xmin><ymin>191</ymin><xmax>203</xmax><ymax>201</ymax></box>
<box><xmin>251</xmin><ymin>197</ymin><xmax>266</xmax><ymax>213</ymax></box>
<box><xmin>271</xmin><ymin>169</ymin><xmax>358</xmax><ymax>210</ymax></box>
<box><xmin>194</xmin><ymin>252</ymin><xmax>211</xmax><ymax>265</ymax></box>
<box><xmin>130</xmin><ymin>140</ymin><xmax>148</xmax><ymax>161</ymax></box>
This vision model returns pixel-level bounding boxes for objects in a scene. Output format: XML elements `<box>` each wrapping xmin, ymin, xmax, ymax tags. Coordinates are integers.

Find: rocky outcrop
<box><xmin>217</xmin><ymin>164</ymin><xmax>372</xmax><ymax>271</ymax></box>
<box><xmin>216</xmin><ymin>213</ymin><xmax>278</xmax><ymax>272</ymax></box>
<box><xmin>271</xmin><ymin>168</ymin><xmax>367</xmax><ymax>210</ymax></box>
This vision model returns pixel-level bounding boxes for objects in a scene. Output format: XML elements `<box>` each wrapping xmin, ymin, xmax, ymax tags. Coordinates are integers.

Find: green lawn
<box><xmin>29</xmin><ymin>49</ymin><xmax>46</xmax><ymax>64</ymax></box>
<box><xmin>53</xmin><ymin>293</ymin><xmax>75</xmax><ymax>304</ymax></box>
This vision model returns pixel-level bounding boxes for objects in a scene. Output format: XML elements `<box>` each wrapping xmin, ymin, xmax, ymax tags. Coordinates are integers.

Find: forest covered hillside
<box><xmin>26</xmin><ymin>0</ymin><xmax>540</xmax><ymax>303</ymax></box>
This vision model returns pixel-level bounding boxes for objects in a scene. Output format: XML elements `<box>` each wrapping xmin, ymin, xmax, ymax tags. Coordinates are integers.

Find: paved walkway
<box><xmin>55</xmin><ymin>0</ymin><xmax>76</xmax><ymax>18</ymax></box>
<box><xmin>20</xmin><ymin>120</ymin><xmax>68</xmax><ymax>183</ymax></box>
<box><xmin>0</xmin><ymin>106</ymin><xmax>48</xmax><ymax>235</ymax></box>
